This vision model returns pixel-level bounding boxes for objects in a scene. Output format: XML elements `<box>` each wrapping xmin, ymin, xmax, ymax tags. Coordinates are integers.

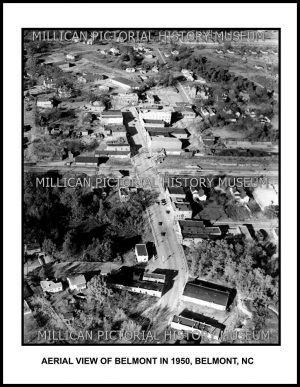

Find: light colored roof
<box><xmin>67</xmin><ymin>275</ymin><xmax>86</xmax><ymax>286</ymax></box>
<box><xmin>40</xmin><ymin>280</ymin><xmax>62</xmax><ymax>290</ymax></box>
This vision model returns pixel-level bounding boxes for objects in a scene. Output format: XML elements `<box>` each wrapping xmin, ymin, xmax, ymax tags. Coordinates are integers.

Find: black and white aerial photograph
<box><xmin>4</xmin><ymin>2</ymin><xmax>298</xmax><ymax>385</ymax></box>
<box><xmin>22</xmin><ymin>28</ymin><xmax>281</xmax><ymax>346</ymax></box>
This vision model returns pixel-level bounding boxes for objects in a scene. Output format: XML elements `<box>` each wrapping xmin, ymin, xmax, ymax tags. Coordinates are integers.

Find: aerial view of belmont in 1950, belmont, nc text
<box><xmin>23</xmin><ymin>29</ymin><xmax>279</xmax><ymax>345</ymax></box>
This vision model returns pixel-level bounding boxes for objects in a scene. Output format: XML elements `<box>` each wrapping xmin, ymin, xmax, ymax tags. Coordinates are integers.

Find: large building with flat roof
<box><xmin>101</xmin><ymin>110</ymin><xmax>123</xmax><ymax>125</ymax></box>
<box><xmin>139</xmin><ymin>107</ymin><xmax>173</xmax><ymax>124</ymax></box>
<box><xmin>178</xmin><ymin>219</ymin><xmax>221</xmax><ymax>245</ymax></box>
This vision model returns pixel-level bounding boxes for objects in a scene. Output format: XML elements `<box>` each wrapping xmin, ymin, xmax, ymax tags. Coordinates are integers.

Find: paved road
<box><xmin>130</xmin><ymin>109</ymin><xmax>189</xmax><ymax>317</ymax></box>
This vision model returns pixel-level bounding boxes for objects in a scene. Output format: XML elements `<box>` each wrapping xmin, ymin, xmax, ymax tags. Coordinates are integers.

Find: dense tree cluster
<box><xmin>186</xmin><ymin>237</ymin><xmax>278</xmax><ymax>325</ymax></box>
<box><xmin>24</xmin><ymin>173</ymin><xmax>158</xmax><ymax>262</ymax></box>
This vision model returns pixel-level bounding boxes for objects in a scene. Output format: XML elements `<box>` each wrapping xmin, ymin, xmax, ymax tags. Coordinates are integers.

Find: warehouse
<box><xmin>182</xmin><ymin>281</ymin><xmax>230</xmax><ymax>311</ymax></box>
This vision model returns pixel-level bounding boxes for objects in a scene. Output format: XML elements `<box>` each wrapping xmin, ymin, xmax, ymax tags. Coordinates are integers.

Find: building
<box><xmin>111</xmin><ymin>77</ymin><xmax>139</xmax><ymax>90</ymax></box>
<box><xmin>105</xmin><ymin>137</ymin><xmax>130</xmax><ymax>152</ymax></box>
<box><xmin>181</xmin><ymin>69</ymin><xmax>194</xmax><ymax>81</ymax></box>
<box><xmin>74</xmin><ymin>157</ymin><xmax>99</xmax><ymax>166</ymax></box>
<box><xmin>139</xmin><ymin>107</ymin><xmax>173</xmax><ymax>124</ymax></box>
<box><xmin>105</xmin><ymin>124</ymin><xmax>127</xmax><ymax>138</ymax></box>
<box><xmin>143</xmin><ymin>119</ymin><xmax>165</xmax><ymax>128</ymax></box>
<box><xmin>182</xmin><ymin>281</ymin><xmax>230</xmax><ymax>311</ymax></box>
<box><xmin>40</xmin><ymin>280</ymin><xmax>63</xmax><ymax>293</ymax></box>
<box><xmin>135</xmin><ymin>244</ymin><xmax>148</xmax><ymax>263</ymax></box>
<box><xmin>142</xmin><ymin>272</ymin><xmax>166</xmax><ymax>284</ymax></box>
<box><xmin>37</xmin><ymin>96</ymin><xmax>53</xmax><ymax>109</ymax></box>
<box><xmin>150</xmin><ymin>136</ymin><xmax>182</xmax><ymax>154</ymax></box>
<box><xmin>95</xmin><ymin>149</ymin><xmax>130</xmax><ymax>159</ymax></box>
<box><xmin>171</xmin><ymin>198</ymin><xmax>193</xmax><ymax>220</ymax></box>
<box><xmin>67</xmin><ymin>275</ymin><xmax>86</xmax><ymax>291</ymax></box>
<box><xmin>178</xmin><ymin>219</ymin><xmax>221</xmax><ymax>245</ymax></box>
<box><xmin>170</xmin><ymin>314</ymin><xmax>224</xmax><ymax>341</ymax></box>
<box><xmin>170</xmin><ymin>128</ymin><xmax>189</xmax><ymax>139</ymax></box>
<box><xmin>166</xmin><ymin>186</ymin><xmax>186</xmax><ymax>199</ymax></box>
<box><xmin>239</xmin><ymin>225</ymin><xmax>254</xmax><ymax>240</ymax></box>
<box><xmin>65</xmin><ymin>53</ymin><xmax>77</xmax><ymax>61</ymax></box>
<box><xmin>101</xmin><ymin>110</ymin><xmax>123</xmax><ymax>125</ymax></box>
<box><xmin>89</xmin><ymin>100</ymin><xmax>105</xmax><ymax>113</ymax></box>
<box><xmin>109</xmin><ymin>47</ymin><xmax>120</xmax><ymax>55</ymax></box>
<box><xmin>24</xmin><ymin>243</ymin><xmax>41</xmax><ymax>255</ymax></box>
<box><xmin>111</xmin><ymin>93</ymin><xmax>138</xmax><ymax>107</ymax></box>
<box><xmin>113</xmin><ymin>280</ymin><xmax>163</xmax><ymax>298</ymax></box>
<box><xmin>177</xmin><ymin>106</ymin><xmax>196</xmax><ymax>119</ymax></box>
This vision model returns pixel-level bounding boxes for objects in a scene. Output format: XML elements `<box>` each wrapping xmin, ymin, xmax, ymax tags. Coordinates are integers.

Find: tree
<box><xmin>119</xmin><ymin>319</ymin><xmax>142</xmax><ymax>343</ymax></box>
<box><xmin>42</xmin><ymin>238</ymin><xmax>57</xmax><ymax>256</ymax></box>
<box><xmin>87</xmin><ymin>275</ymin><xmax>113</xmax><ymax>305</ymax></box>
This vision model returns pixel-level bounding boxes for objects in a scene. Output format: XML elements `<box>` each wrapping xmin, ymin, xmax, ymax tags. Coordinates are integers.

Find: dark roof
<box><xmin>136</xmin><ymin>244</ymin><xmax>148</xmax><ymax>256</ymax></box>
<box><xmin>102</xmin><ymin>110</ymin><xmax>123</xmax><ymax>117</ymax></box>
<box><xmin>183</xmin><ymin>282</ymin><xmax>229</xmax><ymax>307</ymax></box>
<box><xmin>179</xmin><ymin>220</ymin><xmax>221</xmax><ymax>238</ymax></box>
<box><xmin>67</xmin><ymin>275</ymin><xmax>86</xmax><ymax>286</ymax></box>
<box><xmin>143</xmin><ymin>272</ymin><xmax>166</xmax><ymax>281</ymax></box>
<box><xmin>75</xmin><ymin>156</ymin><xmax>99</xmax><ymax>163</ymax></box>
<box><xmin>144</xmin><ymin>119</ymin><xmax>165</xmax><ymax>124</ymax></box>
<box><xmin>171</xmin><ymin>128</ymin><xmax>188</xmax><ymax>134</ymax></box>
<box><xmin>148</xmin><ymin>129</ymin><xmax>171</xmax><ymax>137</ymax></box>
<box><xmin>167</xmin><ymin>186</ymin><xmax>185</xmax><ymax>195</ymax></box>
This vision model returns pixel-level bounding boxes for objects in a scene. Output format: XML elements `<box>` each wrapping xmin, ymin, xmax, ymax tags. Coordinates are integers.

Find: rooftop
<box><xmin>167</xmin><ymin>186</ymin><xmax>186</xmax><ymax>196</ymax></box>
<box><xmin>183</xmin><ymin>282</ymin><xmax>229</xmax><ymax>307</ymax></box>
<box><xmin>135</xmin><ymin>244</ymin><xmax>148</xmax><ymax>256</ymax></box>
<box><xmin>179</xmin><ymin>220</ymin><xmax>221</xmax><ymax>238</ymax></box>
<box><xmin>102</xmin><ymin>110</ymin><xmax>123</xmax><ymax>117</ymax></box>
<box><xmin>142</xmin><ymin>272</ymin><xmax>166</xmax><ymax>282</ymax></box>
<box><xmin>67</xmin><ymin>275</ymin><xmax>86</xmax><ymax>286</ymax></box>
<box><xmin>172</xmin><ymin>313</ymin><xmax>225</xmax><ymax>332</ymax></box>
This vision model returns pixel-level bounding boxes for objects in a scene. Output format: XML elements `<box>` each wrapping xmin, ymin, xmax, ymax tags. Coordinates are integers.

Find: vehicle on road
<box><xmin>158</xmin><ymin>221</ymin><xmax>163</xmax><ymax>226</ymax></box>
<box><xmin>161</xmin><ymin>232</ymin><xmax>166</xmax><ymax>236</ymax></box>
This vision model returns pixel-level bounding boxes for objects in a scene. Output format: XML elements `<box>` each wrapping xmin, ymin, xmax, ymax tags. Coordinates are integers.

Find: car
<box><xmin>161</xmin><ymin>232</ymin><xmax>166</xmax><ymax>236</ymax></box>
<box><xmin>158</xmin><ymin>221</ymin><xmax>163</xmax><ymax>226</ymax></box>
<box><xmin>166</xmin><ymin>210</ymin><xmax>170</xmax><ymax>214</ymax></box>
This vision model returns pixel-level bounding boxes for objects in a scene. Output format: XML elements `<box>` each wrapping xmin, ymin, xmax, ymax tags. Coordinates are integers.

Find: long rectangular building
<box><xmin>170</xmin><ymin>313</ymin><xmax>224</xmax><ymax>341</ymax></box>
<box><xmin>113</xmin><ymin>280</ymin><xmax>164</xmax><ymax>298</ymax></box>
<box><xmin>178</xmin><ymin>219</ymin><xmax>221</xmax><ymax>244</ymax></box>
<box><xmin>182</xmin><ymin>281</ymin><xmax>229</xmax><ymax>311</ymax></box>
